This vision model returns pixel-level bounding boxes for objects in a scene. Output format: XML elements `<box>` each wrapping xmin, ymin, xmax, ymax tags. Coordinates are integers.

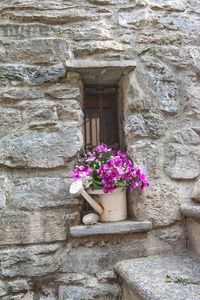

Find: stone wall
<box><xmin>0</xmin><ymin>0</ymin><xmax>200</xmax><ymax>299</ymax></box>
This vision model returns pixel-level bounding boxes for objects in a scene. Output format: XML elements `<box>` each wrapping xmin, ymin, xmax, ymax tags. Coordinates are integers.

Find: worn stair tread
<box><xmin>181</xmin><ymin>202</ymin><xmax>200</xmax><ymax>218</ymax></box>
<box><xmin>115</xmin><ymin>254</ymin><xmax>200</xmax><ymax>300</ymax></box>
<box><xmin>70</xmin><ymin>220</ymin><xmax>152</xmax><ymax>237</ymax></box>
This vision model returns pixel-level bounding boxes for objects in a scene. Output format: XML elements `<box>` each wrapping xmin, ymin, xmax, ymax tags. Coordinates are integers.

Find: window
<box><xmin>84</xmin><ymin>87</ymin><xmax>119</xmax><ymax>147</ymax></box>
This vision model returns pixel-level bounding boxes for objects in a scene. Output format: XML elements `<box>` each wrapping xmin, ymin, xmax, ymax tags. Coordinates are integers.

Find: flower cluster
<box><xmin>71</xmin><ymin>144</ymin><xmax>148</xmax><ymax>193</ymax></box>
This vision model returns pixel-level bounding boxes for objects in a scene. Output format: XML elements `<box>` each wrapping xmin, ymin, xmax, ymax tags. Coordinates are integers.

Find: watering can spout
<box><xmin>70</xmin><ymin>180</ymin><xmax>103</xmax><ymax>216</ymax></box>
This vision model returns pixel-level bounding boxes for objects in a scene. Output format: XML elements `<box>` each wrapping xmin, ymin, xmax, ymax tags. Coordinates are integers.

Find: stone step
<box><xmin>181</xmin><ymin>202</ymin><xmax>200</xmax><ymax>255</ymax></box>
<box><xmin>115</xmin><ymin>254</ymin><xmax>200</xmax><ymax>300</ymax></box>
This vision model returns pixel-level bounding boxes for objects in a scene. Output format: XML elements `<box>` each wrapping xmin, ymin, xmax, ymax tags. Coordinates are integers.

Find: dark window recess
<box><xmin>84</xmin><ymin>87</ymin><xmax>119</xmax><ymax>147</ymax></box>
<box><xmin>83</xmin><ymin>87</ymin><xmax>120</xmax><ymax>215</ymax></box>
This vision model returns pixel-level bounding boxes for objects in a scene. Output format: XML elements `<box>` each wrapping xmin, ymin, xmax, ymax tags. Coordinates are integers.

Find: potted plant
<box><xmin>71</xmin><ymin>144</ymin><xmax>148</xmax><ymax>222</ymax></box>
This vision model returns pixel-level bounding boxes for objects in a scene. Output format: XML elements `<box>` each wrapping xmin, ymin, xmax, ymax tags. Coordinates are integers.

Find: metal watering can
<box><xmin>69</xmin><ymin>180</ymin><xmax>127</xmax><ymax>222</ymax></box>
<box><xmin>69</xmin><ymin>180</ymin><xmax>103</xmax><ymax>215</ymax></box>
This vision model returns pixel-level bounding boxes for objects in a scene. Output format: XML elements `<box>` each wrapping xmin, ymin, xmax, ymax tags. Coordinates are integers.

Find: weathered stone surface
<box><xmin>0</xmin><ymin>64</ymin><xmax>66</xmax><ymax>85</ymax></box>
<box><xmin>186</xmin><ymin>217</ymin><xmax>200</xmax><ymax>255</ymax></box>
<box><xmin>8</xmin><ymin>280</ymin><xmax>29</xmax><ymax>293</ymax></box>
<box><xmin>0</xmin><ymin>176</ymin><xmax>6</xmax><ymax>209</ymax></box>
<box><xmin>0</xmin><ymin>123</ymin><xmax>83</xmax><ymax>168</ymax></box>
<box><xmin>59</xmin><ymin>282</ymin><xmax>121</xmax><ymax>300</ymax></box>
<box><xmin>10</xmin><ymin>177</ymin><xmax>76</xmax><ymax>209</ymax></box>
<box><xmin>0</xmin><ymin>210</ymin><xmax>67</xmax><ymax>245</ymax></box>
<box><xmin>191</xmin><ymin>179</ymin><xmax>200</xmax><ymax>201</ymax></box>
<box><xmin>131</xmin><ymin>181</ymin><xmax>182</xmax><ymax>227</ymax></box>
<box><xmin>170</xmin><ymin>128</ymin><xmax>200</xmax><ymax>145</ymax></box>
<box><xmin>0</xmin><ymin>87</ymin><xmax>44</xmax><ymax>102</ymax></box>
<box><xmin>164</xmin><ymin>144</ymin><xmax>199</xmax><ymax>179</ymax></box>
<box><xmin>181</xmin><ymin>202</ymin><xmax>200</xmax><ymax>218</ymax></box>
<box><xmin>0</xmin><ymin>38</ymin><xmax>69</xmax><ymax>64</ymax></box>
<box><xmin>0</xmin><ymin>244</ymin><xmax>60</xmax><ymax>277</ymax></box>
<box><xmin>116</xmin><ymin>255</ymin><xmax>200</xmax><ymax>300</ymax></box>
<box><xmin>61</xmin><ymin>236</ymin><xmax>147</xmax><ymax>274</ymax></box>
<box><xmin>46</xmin><ymin>84</ymin><xmax>82</xmax><ymax>101</ymax></box>
<box><xmin>128</xmin><ymin>141</ymin><xmax>160</xmax><ymax>178</ymax></box>
<box><xmin>1</xmin><ymin>8</ymin><xmax>99</xmax><ymax>25</ymax></box>
<box><xmin>0</xmin><ymin>23</ymin><xmax>54</xmax><ymax>40</ymax></box>
<box><xmin>125</xmin><ymin>113</ymin><xmax>167</xmax><ymax>139</ymax></box>
<box><xmin>0</xmin><ymin>107</ymin><xmax>23</xmax><ymax>138</ymax></box>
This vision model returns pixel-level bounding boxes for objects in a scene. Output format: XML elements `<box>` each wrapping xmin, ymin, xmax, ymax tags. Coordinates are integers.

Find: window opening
<box><xmin>84</xmin><ymin>87</ymin><xmax>119</xmax><ymax>148</ymax></box>
<box><xmin>83</xmin><ymin>86</ymin><xmax>120</xmax><ymax>214</ymax></box>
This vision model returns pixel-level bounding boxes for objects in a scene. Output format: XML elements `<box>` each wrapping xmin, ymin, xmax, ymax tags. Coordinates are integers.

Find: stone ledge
<box><xmin>115</xmin><ymin>254</ymin><xmax>200</xmax><ymax>300</ymax></box>
<box><xmin>66</xmin><ymin>59</ymin><xmax>135</xmax><ymax>85</ymax></box>
<box><xmin>181</xmin><ymin>202</ymin><xmax>200</xmax><ymax>218</ymax></box>
<box><xmin>70</xmin><ymin>220</ymin><xmax>152</xmax><ymax>237</ymax></box>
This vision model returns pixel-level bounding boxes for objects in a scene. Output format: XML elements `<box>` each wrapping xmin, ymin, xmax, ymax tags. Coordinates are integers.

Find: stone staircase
<box><xmin>116</xmin><ymin>180</ymin><xmax>200</xmax><ymax>300</ymax></box>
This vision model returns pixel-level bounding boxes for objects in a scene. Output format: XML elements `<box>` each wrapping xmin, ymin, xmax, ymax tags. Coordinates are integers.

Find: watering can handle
<box><xmin>82</xmin><ymin>190</ymin><xmax>103</xmax><ymax>216</ymax></box>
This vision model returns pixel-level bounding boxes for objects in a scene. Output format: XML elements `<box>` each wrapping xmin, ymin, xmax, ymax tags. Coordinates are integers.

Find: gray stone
<box><xmin>59</xmin><ymin>282</ymin><xmax>121</xmax><ymax>300</ymax></box>
<box><xmin>0</xmin><ymin>123</ymin><xmax>83</xmax><ymax>168</ymax></box>
<box><xmin>0</xmin><ymin>64</ymin><xmax>66</xmax><ymax>85</ymax></box>
<box><xmin>191</xmin><ymin>179</ymin><xmax>200</xmax><ymax>201</ymax></box>
<box><xmin>164</xmin><ymin>144</ymin><xmax>199</xmax><ymax>179</ymax></box>
<box><xmin>70</xmin><ymin>221</ymin><xmax>152</xmax><ymax>237</ymax></box>
<box><xmin>0</xmin><ymin>244</ymin><xmax>60</xmax><ymax>277</ymax></box>
<box><xmin>131</xmin><ymin>181</ymin><xmax>182</xmax><ymax>227</ymax></box>
<box><xmin>10</xmin><ymin>177</ymin><xmax>78</xmax><ymax>209</ymax></box>
<box><xmin>0</xmin><ymin>87</ymin><xmax>44</xmax><ymax>102</ymax></box>
<box><xmin>170</xmin><ymin>128</ymin><xmax>200</xmax><ymax>145</ymax></box>
<box><xmin>128</xmin><ymin>141</ymin><xmax>160</xmax><ymax>178</ymax></box>
<box><xmin>61</xmin><ymin>236</ymin><xmax>147</xmax><ymax>274</ymax></box>
<box><xmin>0</xmin><ymin>107</ymin><xmax>23</xmax><ymax>138</ymax></box>
<box><xmin>186</xmin><ymin>217</ymin><xmax>200</xmax><ymax>255</ymax></box>
<box><xmin>0</xmin><ymin>38</ymin><xmax>69</xmax><ymax>64</ymax></box>
<box><xmin>1</xmin><ymin>7</ymin><xmax>97</xmax><ymax>25</ymax></box>
<box><xmin>0</xmin><ymin>177</ymin><xmax>6</xmax><ymax>209</ymax></box>
<box><xmin>0</xmin><ymin>23</ymin><xmax>54</xmax><ymax>40</ymax></box>
<box><xmin>56</xmin><ymin>100</ymin><xmax>84</xmax><ymax>123</ymax></box>
<box><xmin>116</xmin><ymin>255</ymin><xmax>200</xmax><ymax>300</ymax></box>
<box><xmin>0</xmin><ymin>281</ymin><xmax>6</xmax><ymax>297</ymax></box>
<box><xmin>181</xmin><ymin>202</ymin><xmax>200</xmax><ymax>218</ymax></box>
<box><xmin>46</xmin><ymin>85</ymin><xmax>82</xmax><ymax>101</ymax></box>
<box><xmin>0</xmin><ymin>210</ymin><xmax>67</xmax><ymax>245</ymax></box>
<box><xmin>8</xmin><ymin>280</ymin><xmax>29</xmax><ymax>293</ymax></box>
<box><xmin>125</xmin><ymin>113</ymin><xmax>167</xmax><ymax>139</ymax></box>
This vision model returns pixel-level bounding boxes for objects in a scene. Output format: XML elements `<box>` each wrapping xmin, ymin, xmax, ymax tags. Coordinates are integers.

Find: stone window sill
<box><xmin>70</xmin><ymin>220</ymin><xmax>152</xmax><ymax>237</ymax></box>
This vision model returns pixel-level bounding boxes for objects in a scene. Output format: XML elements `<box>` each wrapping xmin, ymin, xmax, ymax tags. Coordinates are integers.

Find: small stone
<box><xmin>0</xmin><ymin>177</ymin><xmax>6</xmax><ymax>209</ymax></box>
<box><xmin>191</xmin><ymin>180</ymin><xmax>200</xmax><ymax>201</ymax></box>
<box><xmin>164</xmin><ymin>144</ymin><xmax>199</xmax><ymax>179</ymax></box>
<box><xmin>82</xmin><ymin>213</ymin><xmax>99</xmax><ymax>225</ymax></box>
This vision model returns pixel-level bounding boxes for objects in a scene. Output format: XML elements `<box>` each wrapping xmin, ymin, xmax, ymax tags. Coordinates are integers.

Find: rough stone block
<box><xmin>0</xmin><ymin>87</ymin><xmax>44</xmax><ymax>102</ymax></box>
<box><xmin>0</xmin><ymin>244</ymin><xmax>60</xmax><ymax>278</ymax></box>
<box><xmin>0</xmin><ymin>64</ymin><xmax>66</xmax><ymax>85</ymax></box>
<box><xmin>191</xmin><ymin>179</ymin><xmax>200</xmax><ymax>201</ymax></box>
<box><xmin>59</xmin><ymin>282</ymin><xmax>121</xmax><ymax>300</ymax></box>
<box><xmin>1</xmin><ymin>38</ymin><xmax>69</xmax><ymax>64</ymax></box>
<box><xmin>116</xmin><ymin>255</ymin><xmax>200</xmax><ymax>300</ymax></box>
<box><xmin>0</xmin><ymin>123</ymin><xmax>83</xmax><ymax>168</ymax></box>
<box><xmin>131</xmin><ymin>181</ymin><xmax>182</xmax><ymax>227</ymax></box>
<box><xmin>0</xmin><ymin>107</ymin><xmax>23</xmax><ymax>138</ymax></box>
<box><xmin>0</xmin><ymin>23</ymin><xmax>54</xmax><ymax>40</ymax></box>
<box><xmin>10</xmin><ymin>177</ymin><xmax>77</xmax><ymax>209</ymax></box>
<box><xmin>164</xmin><ymin>144</ymin><xmax>199</xmax><ymax>179</ymax></box>
<box><xmin>61</xmin><ymin>235</ymin><xmax>147</xmax><ymax>274</ymax></box>
<box><xmin>170</xmin><ymin>129</ymin><xmax>200</xmax><ymax>145</ymax></box>
<box><xmin>128</xmin><ymin>141</ymin><xmax>160</xmax><ymax>178</ymax></box>
<box><xmin>0</xmin><ymin>210</ymin><xmax>67</xmax><ymax>245</ymax></box>
<box><xmin>0</xmin><ymin>177</ymin><xmax>6</xmax><ymax>209</ymax></box>
<box><xmin>125</xmin><ymin>113</ymin><xmax>167</xmax><ymax>140</ymax></box>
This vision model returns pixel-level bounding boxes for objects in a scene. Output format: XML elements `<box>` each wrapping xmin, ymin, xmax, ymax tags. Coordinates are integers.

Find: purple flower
<box><xmin>71</xmin><ymin>165</ymin><xmax>93</xmax><ymax>181</ymax></box>
<box><xmin>71</xmin><ymin>143</ymin><xmax>149</xmax><ymax>193</ymax></box>
<box><xmin>95</xmin><ymin>143</ymin><xmax>111</xmax><ymax>154</ymax></box>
